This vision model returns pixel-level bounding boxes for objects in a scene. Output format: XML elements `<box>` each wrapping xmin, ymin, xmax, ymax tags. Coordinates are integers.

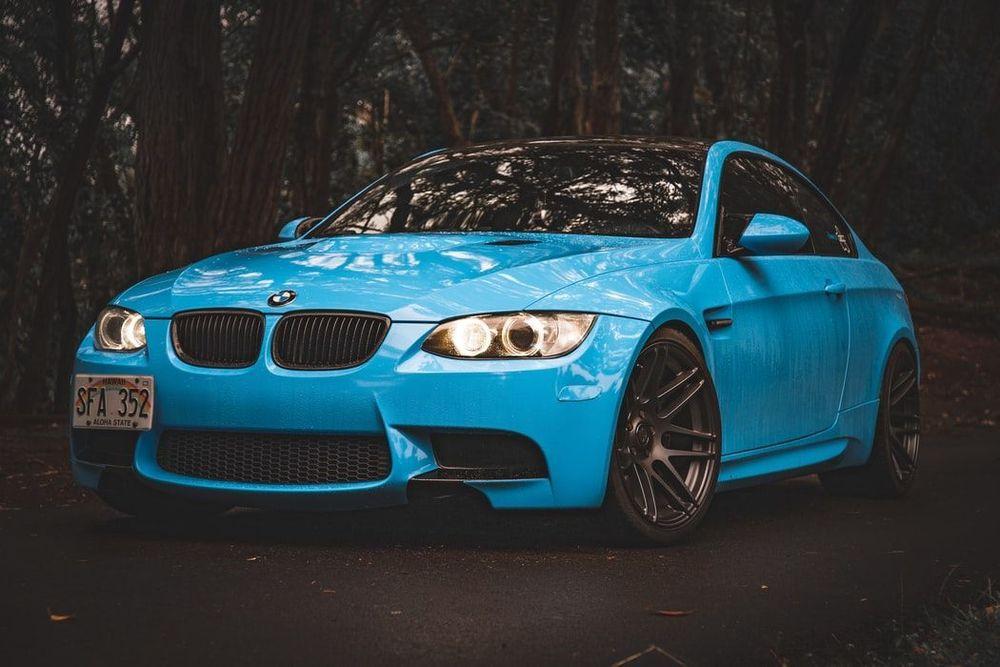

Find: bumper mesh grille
<box><xmin>156</xmin><ymin>430</ymin><xmax>391</xmax><ymax>485</ymax></box>
<box><xmin>172</xmin><ymin>310</ymin><xmax>264</xmax><ymax>368</ymax></box>
<box><xmin>272</xmin><ymin>312</ymin><xmax>389</xmax><ymax>369</ymax></box>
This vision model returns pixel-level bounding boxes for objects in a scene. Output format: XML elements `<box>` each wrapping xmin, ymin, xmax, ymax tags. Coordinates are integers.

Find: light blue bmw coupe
<box><xmin>71</xmin><ymin>138</ymin><xmax>920</xmax><ymax>544</ymax></box>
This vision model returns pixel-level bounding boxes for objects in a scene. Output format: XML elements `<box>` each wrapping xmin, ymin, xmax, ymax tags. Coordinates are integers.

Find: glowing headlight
<box><xmin>423</xmin><ymin>312</ymin><xmax>596</xmax><ymax>359</ymax></box>
<box><xmin>94</xmin><ymin>306</ymin><xmax>146</xmax><ymax>351</ymax></box>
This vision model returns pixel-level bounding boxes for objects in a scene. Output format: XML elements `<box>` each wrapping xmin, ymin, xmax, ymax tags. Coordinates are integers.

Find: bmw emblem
<box><xmin>268</xmin><ymin>289</ymin><xmax>297</xmax><ymax>307</ymax></box>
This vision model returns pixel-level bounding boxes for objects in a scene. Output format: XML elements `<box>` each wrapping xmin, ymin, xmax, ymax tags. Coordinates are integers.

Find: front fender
<box><xmin>528</xmin><ymin>259</ymin><xmax>726</xmax><ymax>374</ymax></box>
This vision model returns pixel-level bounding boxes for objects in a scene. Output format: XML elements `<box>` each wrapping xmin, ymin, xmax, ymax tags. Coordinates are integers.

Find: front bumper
<box><xmin>71</xmin><ymin>315</ymin><xmax>647</xmax><ymax>510</ymax></box>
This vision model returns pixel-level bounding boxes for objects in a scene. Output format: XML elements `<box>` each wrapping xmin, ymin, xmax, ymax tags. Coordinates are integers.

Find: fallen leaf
<box><xmin>246</xmin><ymin>556</ymin><xmax>261</xmax><ymax>561</ymax></box>
<box><xmin>321</xmin><ymin>589</ymin><xmax>336</xmax><ymax>595</ymax></box>
<box><xmin>48</xmin><ymin>609</ymin><xmax>75</xmax><ymax>622</ymax></box>
<box><xmin>653</xmin><ymin>610</ymin><xmax>693</xmax><ymax>617</ymax></box>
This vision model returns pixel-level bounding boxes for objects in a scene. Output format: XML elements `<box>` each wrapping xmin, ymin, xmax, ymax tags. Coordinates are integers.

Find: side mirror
<box><xmin>277</xmin><ymin>216</ymin><xmax>321</xmax><ymax>241</ymax></box>
<box><xmin>737</xmin><ymin>213</ymin><xmax>809</xmax><ymax>256</ymax></box>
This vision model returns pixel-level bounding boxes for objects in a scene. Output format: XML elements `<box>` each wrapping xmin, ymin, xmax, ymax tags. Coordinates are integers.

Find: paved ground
<box><xmin>1</xmin><ymin>427</ymin><xmax>998</xmax><ymax>666</ymax></box>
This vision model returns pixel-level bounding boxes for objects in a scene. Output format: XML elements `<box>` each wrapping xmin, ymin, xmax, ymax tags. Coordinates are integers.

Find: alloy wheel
<box><xmin>886</xmin><ymin>351</ymin><xmax>920</xmax><ymax>483</ymax></box>
<box><xmin>614</xmin><ymin>339</ymin><xmax>720</xmax><ymax>530</ymax></box>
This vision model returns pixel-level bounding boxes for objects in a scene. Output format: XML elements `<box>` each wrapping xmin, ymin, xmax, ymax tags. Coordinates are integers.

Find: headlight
<box><xmin>94</xmin><ymin>306</ymin><xmax>146</xmax><ymax>351</ymax></box>
<box><xmin>423</xmin><ymin>312</ymin><xmax>596</xmax><ymax>359</ymax></box>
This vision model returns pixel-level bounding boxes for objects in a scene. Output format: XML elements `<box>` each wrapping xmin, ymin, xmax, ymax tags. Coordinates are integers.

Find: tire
<box><xmin>820</xmin><ymin>343</ymin><xmax>920</xmax><ymax>498</ymax></box>
<box><xmin>96</xmin><ymin>470</ymin><xmax>232</xmax><ymax>520</ymax></box>
<box><xmin>604</xmin><ymin>328</ymin><xmax>722</xmax><ymax>546</ymax></box>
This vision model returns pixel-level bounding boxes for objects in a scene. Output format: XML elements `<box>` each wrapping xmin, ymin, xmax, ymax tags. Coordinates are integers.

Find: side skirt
<box><xmin>716</xmin><ymin>400</ymin><xmax>879</xmax><ymax>491</ymax></box>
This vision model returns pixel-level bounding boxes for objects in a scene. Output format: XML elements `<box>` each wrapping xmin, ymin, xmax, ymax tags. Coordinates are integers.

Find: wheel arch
<box><xmin>876</xmin><ymin>327</ymin><xmax>921</xmax><ymax>397</ymax></box>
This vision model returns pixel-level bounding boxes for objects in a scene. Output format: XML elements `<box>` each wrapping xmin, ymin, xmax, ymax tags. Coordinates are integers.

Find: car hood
<box><xmin>115</xmin><ymin>233</ymin><xmax>696</xmax><ymax>321</ymax></box>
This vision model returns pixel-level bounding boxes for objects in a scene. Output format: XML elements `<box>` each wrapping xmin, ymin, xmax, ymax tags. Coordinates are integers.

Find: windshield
<box><xmin>308</xmin><ymin>141</ymin><xmax>706</xmax><ymax>239</ymax></box>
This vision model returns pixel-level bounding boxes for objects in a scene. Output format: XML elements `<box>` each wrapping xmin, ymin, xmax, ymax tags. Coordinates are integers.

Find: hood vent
<box><xmin>483</xmin><ymin>239</ymin><xmax>538</xmax><ymax>246</ymax></box>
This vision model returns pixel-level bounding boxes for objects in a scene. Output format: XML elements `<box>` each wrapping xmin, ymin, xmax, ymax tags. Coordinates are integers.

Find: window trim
<box><xmin>712</xmin><ymin>151</ymin><xmax>858</xmax><ymax>259</ymax></box>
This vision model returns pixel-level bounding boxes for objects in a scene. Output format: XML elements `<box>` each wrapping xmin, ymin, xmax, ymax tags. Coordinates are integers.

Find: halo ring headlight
<box><xmin>423</xmin><ymin>312</ymin><xmax>596</xmax><ymax>359</ymax></box>
<box><xmin>94</xmin><ymin>306</ymin><xmax>147</xmax><ymax>352</ymax></box>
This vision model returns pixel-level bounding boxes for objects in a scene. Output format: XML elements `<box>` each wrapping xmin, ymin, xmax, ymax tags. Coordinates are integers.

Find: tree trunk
<box><xmin>134</xmin><ymin>0</ymin><xmax>225</xmax><ymax>277</ymax></box>
<box><xmin>857</xmin><ymin>0</ymin><xmax>944</xmax><ymax>237</ymax></box>
<box><xmin>208</xmin><ymin>0</ymin><xmax>315</xmax><ymax>252</ymax></box>
<box><xmin>811</xmin><ymin>0</ymin><xmax>898</xmax><ymax>191</ymax></box>
<box><xmin>402</xmin><ymin>6</ymin><xmax>467</xmax><ymax>147</ymax></box>
<box><xmin>291</xmin><ymin>0</ymin><xmax>337</xmax><ymax>216</ymax></box>
<box><xmin>503</xmin><ymin>0</ymin><xmax>530</xmax><ymax>132</ymax></box>
<box><xmin>767</xmin><ymin>0</ymin><xmax>813</xmax><ymax>160</ymax></box>
<box><xmin>1</xmin><ymin>0</ymin><xmax>135</xmax><ymax>412</ymax></box>
<box><xmin>589</xmin><ymin>0</ymin><xmax>621</xmax><ymax>134</ymax></box>
<box><xmin>290</xmin><ymin>0</ymin><xmax>389</xmax><ymax>214</ymax></box>
<box><xmin>665</xmin><ymin>0</ymin><xmax>696</xmax><ymax>136</ymax></box>
<box><xmin>544</xmin><ymin>0</ymin><xmax>584</xmax><ymax>136</ymax></box>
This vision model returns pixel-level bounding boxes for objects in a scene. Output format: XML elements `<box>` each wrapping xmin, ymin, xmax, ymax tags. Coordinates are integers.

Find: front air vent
<box><xmin>272</xmin><ymin>312</ymin><xmax>389</xmax><ymax>370</ymax></box>
<box><xmin>422</xmin><ymin>431</ymin><xmax>548</xmax><ymax>480</ymax></box>
<box><xmin>72</xmin><ymin>429</ymin><xmax>139</xmax><ymax>467</ymax></box>
<box><xmin>172</xmin><ymin>310</ymin><xmax>264</xmax><ymax>368</ymax></box>
<box><xmin>157</xmin><ymin>430</ymin><xmax>391</xmax><ymax>484</ymax></box>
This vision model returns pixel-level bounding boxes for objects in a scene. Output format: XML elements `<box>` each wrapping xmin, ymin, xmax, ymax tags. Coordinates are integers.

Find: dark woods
<box><xmin>1</xmin><ymin>0</ymin><xmax>998</xmax><ymax>414</ymax></box>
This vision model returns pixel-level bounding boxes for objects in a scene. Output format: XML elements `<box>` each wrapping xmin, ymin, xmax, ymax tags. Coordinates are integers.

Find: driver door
<box><xmin>711</xmin><ymin>155</ymin><xmax>850</xmax><ymax>452</ymax></box>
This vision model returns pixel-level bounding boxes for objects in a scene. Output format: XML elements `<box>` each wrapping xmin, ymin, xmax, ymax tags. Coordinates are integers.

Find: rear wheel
<box><xmin>820</xmin><ymin>343</ymin><xmax>920</xmax><ymax>497</ymax></box>
<box><xmin>96</xmin><ymin>471</ymin><xmax>232</xmax><ymax>520</ymax></box>
<box><xmin>605</xmin><ymin>328</ymin><xmax>721</xmax><ymax>545</ymax></box>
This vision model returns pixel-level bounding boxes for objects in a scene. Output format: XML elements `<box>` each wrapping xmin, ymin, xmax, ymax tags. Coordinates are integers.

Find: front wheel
<box><xmin>820</xmin><ymin>343</ymin><xmax>920</xmax><ymax>497</ymax></box>
<box><xmin>605</xmin><ymin>328</ymin><xmax>722</xmax><ymax>545</ymax></box>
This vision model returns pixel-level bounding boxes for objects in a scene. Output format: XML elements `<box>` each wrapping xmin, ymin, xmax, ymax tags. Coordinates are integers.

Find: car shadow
<box><xmin>93</xmin><ymin>475</ymin><xmax>841</xmax><ymax>550</ymax></box>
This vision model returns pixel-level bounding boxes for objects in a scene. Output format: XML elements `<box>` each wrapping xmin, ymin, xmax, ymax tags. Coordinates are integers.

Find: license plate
<box><xmin>72</xmin><ymin>375</ymin><xmax>154</xmax><ymax>431</ymax></box>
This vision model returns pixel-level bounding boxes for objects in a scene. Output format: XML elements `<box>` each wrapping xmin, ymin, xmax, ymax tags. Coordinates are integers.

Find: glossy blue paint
<box><xmin>276</xmin><ymin>217</ymin><xmax>312</xmax><ymax>241</ymax></box>
<box><xmin>71</xmin><ymin>139</ymin><xmax>918</xmax><ymax>511</ymax></box>
<box><xmin>739</xmin><ymin>213</ymin><xmax>810</xmax><ymax>255</ymax></box>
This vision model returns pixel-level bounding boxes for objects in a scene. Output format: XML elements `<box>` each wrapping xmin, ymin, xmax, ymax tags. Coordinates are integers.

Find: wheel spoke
<box><xmin>890</xmin><ymin>438</ymin><xmax>914</xmax><ymax>473</ymax></box>
<box><xmin>663</xmin><ymin>423</ymin><xmax>717</xmax><ymax>441</ymax></box>
<box><xmin>656</xmin><ymin>378</ymin><xmax>705</xmax><ymax>421</ymax></box>
<box><xmin>632</xmin><ymin>463</ymin><xmax>657</xmax><ymax>523</ymax></box>
<box><xmin>656</xmin><ymin>367</ymin><xmax>698</xmax><ymax>401</ymax></box>
<box><xmin>662</xmin><ymin>448</ymin><xmax>713</xmax><ymax>459</ymax></box>
<box><xmin>890</xmin><ymin>370</ymin><xmax>916</xmax><ymax>406</ymax></box>
<box><xmin>648</xmin><ymin>458</ymin><xmax>697</xmax><ymax>512</ymax></box>
<box><xmin>630</xmin><ymin>346</ymin><xmax>667</xmax><ymax>404</ymax></box>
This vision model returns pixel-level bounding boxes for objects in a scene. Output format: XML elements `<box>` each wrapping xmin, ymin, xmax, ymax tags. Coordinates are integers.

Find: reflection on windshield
<box><xmin>310</xmin><ymin>140</ymin><xmax>707</xmax><ymax>239</ymax></box>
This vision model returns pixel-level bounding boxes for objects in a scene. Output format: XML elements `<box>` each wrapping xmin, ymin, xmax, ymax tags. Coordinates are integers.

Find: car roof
<box><xmin>416</xmin><ymin>136</ymin><xmax>713</xmax><ymax>161</ymax></box>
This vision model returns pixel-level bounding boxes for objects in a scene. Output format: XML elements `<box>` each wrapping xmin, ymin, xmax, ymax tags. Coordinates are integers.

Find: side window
<box><xmin>717</xmin><ymin>156</ymin><xmax>804</xmax><ymax>255</ymax></box>
<box><xmin>792</xmin><ymin>181</ymin><xmax>855</xmax><ymax>257</ymax></box>
<box><xmin>717</xmin><ymin>154</ymin><xmax>855</xmax><ymax>257</ymax></box>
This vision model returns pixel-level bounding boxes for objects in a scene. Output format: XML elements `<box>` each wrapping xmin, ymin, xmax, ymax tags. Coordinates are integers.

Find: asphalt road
<box><xmin>1</xmin><ymin>428</ymin><xmax>998</xmax><ymax>666</ymax></box>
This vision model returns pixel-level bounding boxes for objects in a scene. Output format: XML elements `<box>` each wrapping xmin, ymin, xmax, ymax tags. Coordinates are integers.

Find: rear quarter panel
<box><xmin>837</xmin><ymin>249</ymin><xmax>919</xmax><ymax>410</ymax></box>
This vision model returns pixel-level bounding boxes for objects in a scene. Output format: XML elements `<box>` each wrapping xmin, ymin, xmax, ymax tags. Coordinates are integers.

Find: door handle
<box><xmin>824</xmin><ymin>282</ymin><xmax>846</xmax><ymax>296</ymax></box>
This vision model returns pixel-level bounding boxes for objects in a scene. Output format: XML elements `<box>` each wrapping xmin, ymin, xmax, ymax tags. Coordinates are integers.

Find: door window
<box><xmin>717</xmin><ymin>155</ymin><xmax>856</xmax><ymax>257</ymax></box>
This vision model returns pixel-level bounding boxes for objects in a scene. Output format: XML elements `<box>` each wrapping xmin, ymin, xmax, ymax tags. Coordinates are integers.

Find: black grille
<box><xmin>156</xmin><ymin>430</ymin><xmax>391</xmax><ymax>484</ymax></box>
<box><xmin>172</xmin><ymin>310</ymin><xmax>264</xmax><ymax>368</ymax></box>
<box><xmin>272</xmin><ymin>312</ymin><xmax>389</xmax><ymax>370</ymax></box>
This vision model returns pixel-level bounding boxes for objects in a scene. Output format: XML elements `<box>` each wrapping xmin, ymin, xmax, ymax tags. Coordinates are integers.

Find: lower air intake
<box><xmin>157</xmin><ymin>430</ymin><xmax>391</xmax><ymax>485</ymax></box>
<box><xmin>423</xmin><ymin>431</ymin><xmax>548</xmax><ymax>480</ymax></box>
